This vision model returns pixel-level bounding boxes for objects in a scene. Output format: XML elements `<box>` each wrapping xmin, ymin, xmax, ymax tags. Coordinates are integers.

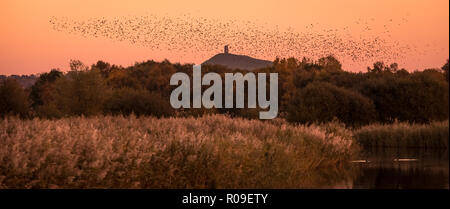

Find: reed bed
<box><xmin>0</xmin><ymin>115</ymin><xmax>356</xmax><ymax>189</ymax></box>
<box><xmin>354</xmin><ymin>120</ymin><xmax>449</xmax><ymax>149</ymax></box>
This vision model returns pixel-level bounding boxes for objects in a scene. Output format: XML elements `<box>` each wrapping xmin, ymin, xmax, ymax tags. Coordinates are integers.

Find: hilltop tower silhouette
<box><xmin>202</xmin><ymin>45</ymin><xmax>272</xmax><ymax>70</ymax></box>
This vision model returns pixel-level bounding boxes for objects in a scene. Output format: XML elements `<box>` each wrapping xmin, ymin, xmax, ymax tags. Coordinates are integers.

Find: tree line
<box><xmin>1</xmin><ymin>57</ymin><xmax>448</xmax><ymax>126</ymax></box>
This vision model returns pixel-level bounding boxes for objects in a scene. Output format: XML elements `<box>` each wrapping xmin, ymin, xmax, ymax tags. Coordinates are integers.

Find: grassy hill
<box><xmin>202</xmin><ymin>53</ymin><xmax>272</xmax><ymax>70</ymax></box>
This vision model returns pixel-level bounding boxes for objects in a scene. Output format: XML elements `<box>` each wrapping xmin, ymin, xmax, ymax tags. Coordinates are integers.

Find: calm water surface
<box><xmin>332</xmin><ymin>148</ymin><xmax>449</xmax><ymax>189</ymax></box>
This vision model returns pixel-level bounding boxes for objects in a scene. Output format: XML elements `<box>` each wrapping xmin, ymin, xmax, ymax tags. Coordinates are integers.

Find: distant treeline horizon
<box><xmin>2</xmin><ymin>55</ymin><xmax>449</xmax><ymax>79</ymax></box>
<box><xmin>1</xmin><ymin>56</ymin><xmax>449</xmax><ymax>126</ymax></box>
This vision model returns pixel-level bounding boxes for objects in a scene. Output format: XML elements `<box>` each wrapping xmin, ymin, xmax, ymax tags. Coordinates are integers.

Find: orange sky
<box><xmin>0</xmin><ymin>0</ymin><xmax>448</xmax><ymax>75</ymax></box>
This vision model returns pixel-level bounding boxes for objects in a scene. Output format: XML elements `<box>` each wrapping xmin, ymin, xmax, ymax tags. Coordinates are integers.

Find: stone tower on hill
<box><xmin>202</xmin><ymin>46</ymin><xmax>272</xmax><ymax>71</ymax></box>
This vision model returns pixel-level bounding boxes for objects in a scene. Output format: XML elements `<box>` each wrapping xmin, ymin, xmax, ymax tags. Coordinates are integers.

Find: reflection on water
<box><xmin>335</xmin><ymin>148</ymin><xmax>449</xmax><ymax>189</ymax></box>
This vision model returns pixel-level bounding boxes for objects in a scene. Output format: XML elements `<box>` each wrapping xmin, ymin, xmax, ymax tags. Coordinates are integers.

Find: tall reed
<box><xmin>354</xmin><ymin>120</ymin><xmax>449</xmax><ymax>149</ymax></box>
<box><xmin>0</xmin><ymin>115</ymin><xmax>356</xmax><ymax>189</ymax></box>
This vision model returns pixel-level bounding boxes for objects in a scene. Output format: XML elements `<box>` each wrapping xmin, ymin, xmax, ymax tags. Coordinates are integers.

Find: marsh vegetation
<box><xmin>0</xmin><ymin>115</ymin><xmax>357</xmax><ymax>189</ymax></box>
<box><xmin>0</xmin><ymin>57</ymin><xmax>448</xmax><ymax>188</ymax></box>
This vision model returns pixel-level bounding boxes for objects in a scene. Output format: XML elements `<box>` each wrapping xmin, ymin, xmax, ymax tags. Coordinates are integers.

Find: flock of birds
<box><xmin>49</xmin><ymin>14</ymin><xmax>416</xmax><ymax>68</ymax></box>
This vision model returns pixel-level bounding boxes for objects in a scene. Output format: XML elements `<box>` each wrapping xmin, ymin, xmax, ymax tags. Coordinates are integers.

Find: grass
<box><xmin>0</xmin><ymin>115</ymin><xmax>356</xmax><ymax>189</ymax></box>
<box><xmin>353</xmin><ymin>120</ymin><xmax>449</xmax><ymax>149</ymax></box>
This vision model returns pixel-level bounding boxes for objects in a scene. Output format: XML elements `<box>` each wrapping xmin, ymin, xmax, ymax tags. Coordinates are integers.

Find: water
<box><xmin>334</xmin><ymin>148</ymin><xmax>449</xmax><ymax>189</ymax></box>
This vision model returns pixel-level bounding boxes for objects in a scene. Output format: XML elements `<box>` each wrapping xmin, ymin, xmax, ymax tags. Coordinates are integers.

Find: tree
<box><xmin>287</xmin><ymin>82</ymin><xmax>376</xmax><ymax>126</ymax></box>
<box><xmin>318</xmin><ymin>55</ymin><xmax>342</xmax><ymax>72</ymax></box>
<box><xmin>37</xmin><ymin>69</ymin><xmax>111</xmax><ymax>118</ymax></box>
<box><xmin>0</xmin><ymin>78</ymin><xmax>30</xmax><ymax>118</ymax></box>
<box><xmin>367</xmin><ymin>61</ymin><xmax>400</xmax><ymax>73</ymax></box>
<box><xmin>358</xmin><ymin>72</ymin><xmax>449</xmax><ymax>123</ymax></box>
<box><xmin>30</xmin><ymin>69</ymin><xmax>63</xmax><ymax>108</ymax></box>
<box><xmin>92</xmin><ymin>60</ymin><xmax>111</xmax><ymax>71</ymax></box>
<box><xmin>69</xmin><ymin>59</ymin><xmax>88</xmax><ymax>71</ymax></box>
<box><xmin>56</xmin><ymin>69</ymin><xmax>110</xmax><ymax>116</ymax></box>
<box><xmin>442</xmin><ymin>59</ymin><xmax>449</xmax><ymax>82</ymax></box>
<box><xmin>105</xmin><ymin>87</ymin><xmax>174</xmax><ymax>117</ymax></box>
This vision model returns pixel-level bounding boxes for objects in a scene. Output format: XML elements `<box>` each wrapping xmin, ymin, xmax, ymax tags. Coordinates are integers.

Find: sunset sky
<box><xmin>1</xmin><ymin>0</ymin><xmax>448</xmax><ymax>75</ymax></box>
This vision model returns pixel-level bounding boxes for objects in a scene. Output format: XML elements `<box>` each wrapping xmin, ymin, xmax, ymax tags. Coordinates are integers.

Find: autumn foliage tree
<box><xmin>1</xmin><ymin>57</ymin><xmax>448</xmax><ymax>126</ymax></box>
<box><xmin>0</xmin><ymin>78</ymin><xmax>30</xmax><ymax>118</ymax></box>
